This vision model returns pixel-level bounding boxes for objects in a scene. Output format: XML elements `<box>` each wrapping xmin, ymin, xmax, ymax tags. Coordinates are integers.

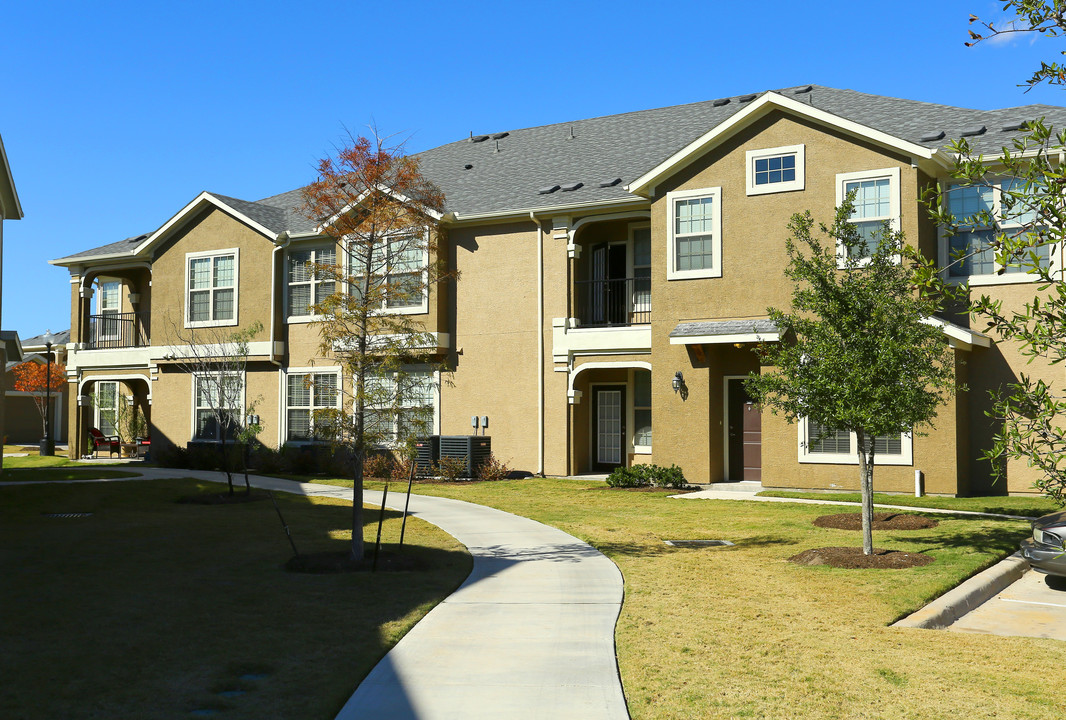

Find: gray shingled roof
<box><xmin>58</xmin><ymin>84</ymin><xmax>1066</xmax><ymax>262</ymax></box>
<box><xmin>21</xmin><ymin>329</ymin><xmax>70</xmax><ymax>347</ymax></box>
<box><xmin>670</xmin><ymin>319</ymin><xmax>780</xmax><ymax>339</ymax></box>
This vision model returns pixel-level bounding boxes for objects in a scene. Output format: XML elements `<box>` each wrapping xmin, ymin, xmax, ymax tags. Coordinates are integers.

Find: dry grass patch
<box><xmin>338</xmin><ymin>477</ymin><xmax>1061</xmax><ymax>720</ymax></box>
<box><xmin>0</xmin><ymin>479</ymin><xmax>470</xmax><ymax>719</ymax></box>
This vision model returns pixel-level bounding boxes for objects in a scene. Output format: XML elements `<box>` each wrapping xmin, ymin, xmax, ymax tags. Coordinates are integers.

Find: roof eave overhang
<box><xmin>315</xmin><ymin>185</ymin><xmax>444</xmax><ymax>235</ymax></box>
<box><xmin>0</xmin><ymin>135</ymin><xmax>23</xmax><ymax>220</ymax></box>
<box><xmin>0</xmin><ymin>330</ymin><xmax>23</xmax><ymax>362</ymax></box>
<box><xmin>443</xmin><ymin>196</ymin><xmax>649</xmax><ymax>226</ymax></box>
<box><xmin>626</xmin><ymin>92</ymin><xmax>941</xmax><ymax>197</ymax></box>
<box><xmin>922</xmin><ymin>317</ymin><xmax>991</xmax><ymax>351</ymax></box>
<box><xmin>134</xmin><ymin>192</ymin><xmax>280</xmax><ymax>255</ymax></box>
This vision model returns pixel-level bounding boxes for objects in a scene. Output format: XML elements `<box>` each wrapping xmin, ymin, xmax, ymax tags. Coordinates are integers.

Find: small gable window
<box><xmin>746</xmin><ymin>144</ymin><xmax>805</xmax><ymax>195</ymax></box>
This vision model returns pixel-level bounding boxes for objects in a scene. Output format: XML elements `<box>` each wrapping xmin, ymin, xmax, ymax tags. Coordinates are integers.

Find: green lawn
<box><xmin>0</xmin><ymin>479</ymin><xmax>471</xmax><ymax>720</ymax></box>
<box><xmin>300</xmin><ymin>476</ymin><xmax>1055</xmax><ymax>720</ymax></box>
<box><xmin>2</xmin><ymin>453</ymin><xmax>127</xmax><ymax>470</ymax></box>
<box><xmin>756</xmin><ymin>490</ymin><xmax>1060</xmax><ymax>517</ymax></box>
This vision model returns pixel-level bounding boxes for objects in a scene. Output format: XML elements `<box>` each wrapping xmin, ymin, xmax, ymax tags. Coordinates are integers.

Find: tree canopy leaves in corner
<box><xmin>301</xmin><ymin>130</ymin><xmax>449</xmax><ymax>564</ymax></box>
<box><xmin>746</xmin><ymin>200</ymin><xmax>956</xmax><ymax>554</ymax></box>
<box><xmin>915</xmin><ymin>1</ymin><xmax>1066</xmax><ymax>504</ymax></box>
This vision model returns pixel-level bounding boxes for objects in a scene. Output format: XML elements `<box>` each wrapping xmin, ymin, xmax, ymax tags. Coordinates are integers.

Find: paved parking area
<box><xmin>950</xmin><ymin>570</ymin><xmax>1066</xmax><ymax>641</ymax></box>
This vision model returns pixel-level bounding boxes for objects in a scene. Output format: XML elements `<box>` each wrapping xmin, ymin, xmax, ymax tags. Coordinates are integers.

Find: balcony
<box><xmin>575</xmin><ymin>277</ymin><xmax>650</xmax><ymax>328</ymax></box>
<box><xmin>87</xmin><ymin>311</ymin><xmax>150</xmax><ymax>349</ymax></box>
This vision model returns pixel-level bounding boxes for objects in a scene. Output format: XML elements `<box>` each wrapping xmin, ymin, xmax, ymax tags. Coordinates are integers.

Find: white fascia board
<box><xmin>51</xmin><ymin>251</ymin><xmax>137</xmax><ymax>266</ymax></box>
<box><xmin>0</xmin><ymin>134</ymin><xmax>23</xmax><ymax>220</ymax></box>
<box><xmin>921</xmin><ymin>317</ymin><xmax>991</xmax><ymax>349</ymax></box>
<box><xmin>133</xmin><ymin>192</ymin><xmax>279</xmax><ymax>256</ymax></box>
<box><xmin>446</xmin><ymin>197</ymin><xmax>647</xmax><ymax>226</ymax></box>
<box><xmin>626</xmin><ymin>92</ymin><xmax>937</xmax><ymax>197</ymax></box>
<box><xmin>316</xmin><ymin>185</ymin><xmax>443</xmax><ymax>234</ymax></box>
<box><xmin>669</xmin><ymin>332</ymin><xmax>781</xmax><ymax>345</ymax></box>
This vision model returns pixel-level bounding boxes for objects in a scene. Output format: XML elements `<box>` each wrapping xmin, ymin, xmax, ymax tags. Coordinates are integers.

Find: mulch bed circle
<box><xmin>813</xmin><ymin>512</ymin><xmax>938</xmax><ymax>531</ymax></box>
<box><xmin>789</xmin><ymin>546</ymin><xmax>935</xmax><ymax>569</ymax></box>
<box><xmin>176</xmin><ymin>491</ymin><xmax>266</xmax><ymax>505</ymax></box>
<box><xmin>284</xmin><ymin>549</ymin><xmax>430</xmax><ymax>574</ymax></box>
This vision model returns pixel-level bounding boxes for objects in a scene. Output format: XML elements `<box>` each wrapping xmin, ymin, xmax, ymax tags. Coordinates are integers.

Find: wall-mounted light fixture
<box><xmin>672</xmin><ymin>371</ymin><xmax>684</xmax><ymax>394</ymax></box>
<box><xmin>128</xmin><ymin>292</ymin><xmax>141</xmax><ymax>306</ymax></box>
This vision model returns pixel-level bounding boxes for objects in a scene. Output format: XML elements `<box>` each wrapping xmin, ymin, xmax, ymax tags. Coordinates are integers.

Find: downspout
<box><xmin>530</xmin><ymin>211</ymin><xmax>544</xmax><ymax>476</ymax></box>
<box><xmin>270</xmin><ymin>232</ymin><xmax>290</xmax><ymax>368</ymax></box>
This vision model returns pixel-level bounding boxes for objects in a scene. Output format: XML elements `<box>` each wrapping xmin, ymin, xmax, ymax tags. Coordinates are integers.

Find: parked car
<box><xmin>1021</xmin><ymin>510</ymin><xmax>1066</xmax><ymax>578</ymax></box>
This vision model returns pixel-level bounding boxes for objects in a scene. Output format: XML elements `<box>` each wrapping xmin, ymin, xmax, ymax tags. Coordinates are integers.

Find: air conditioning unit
<box><xmin>439</xmin><ymin>435</ymin><xmax>492</xmax><ymax>477</ymax></box>
<box><xmin>414</xmin><ymin>435</ymin><xmax>440</xmax><ymax>476</ymax></box>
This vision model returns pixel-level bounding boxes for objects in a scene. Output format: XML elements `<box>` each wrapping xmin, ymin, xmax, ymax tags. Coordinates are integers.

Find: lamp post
<box><xmin>39</xmin><ymin>330</ymin><xmax>56</xmax><ymax>457</ymax></box>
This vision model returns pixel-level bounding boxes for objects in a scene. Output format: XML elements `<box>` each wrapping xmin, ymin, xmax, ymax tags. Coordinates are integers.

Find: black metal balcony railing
<box><xmin>575</xmin><ymin>277</ymin><xmax>651</xmax><ymax>327</ymax></box>
<box><xmin>88</xmin><ymin>311</ymin><xmax>150</xmax><ymax>349</ymax></box>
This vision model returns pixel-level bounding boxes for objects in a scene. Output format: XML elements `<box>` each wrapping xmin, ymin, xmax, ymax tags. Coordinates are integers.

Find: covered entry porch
<box><xmin>566</xmin><ymin>359</ymin><xmax>652</xmax><ymax>475</ymax></box>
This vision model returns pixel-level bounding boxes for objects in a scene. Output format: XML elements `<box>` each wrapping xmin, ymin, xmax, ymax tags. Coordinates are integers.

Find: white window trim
<box><xmin>745</xmin><ymin>144</ymin><xmax>805</xmax><ymax>196</ymax></box>
<box><xmin>363</xmin><ymin>365</ymin><xmax>441</xmax><ymax>448</ymax></box>
<box><xmin>97</xmin><ymin>278</ymin><xmax>122</xmax><ymax>341</ymax></box>
<box><xmin>939</xmin><ymin>179</ymin><xmax>1063</xmax><ymax>286</ymax></box>
<box><xmin>630</xmin><ymin>368</ymin><xmax>652</xmax><ymax>455</ymax></box>
<box><xmin>184</xmin><ymin>247</ymin><xmax>240</xmax><ymax>329</ymax></box>
<box><xmin>281</xmin><ymin>366</ymin><xmax>342</xmax><ymax>443</ymax></box>
<box><xmin>190</xmin><ymin>371</ymin><xmax>245</xmax><ymax>443</ymax></box>
<box><xmin>835</xmin><ymin>167</ymin><xmax>901</xmax><ymax>268</ymax></box>
<box><xmin>344</xmin><ymin>231</ymin><xmax>430</xmax><ymax>316</ymax></box>
<box><xmin>797</xmin><ymin>418</ymin><xmax>913</xmax><ymax>466</ymax></box>
<box><xmin>286</xmin><ymin>244</ymin><xmax>337</xmax><ymax>324</ymax></box>
<box><xmin>666</xmin><ymin>186</ymin><xmax>723</xmax><ymax>280</ymax></box>
<box><xmin>628</xmin><ymin>222</ymin><xmax>652</xmax><ymax>317</ymax></box>
<box><xmin>94</xmin><ymin>380</ymin><xmax>119</xmax><ymax>435</ymax></box>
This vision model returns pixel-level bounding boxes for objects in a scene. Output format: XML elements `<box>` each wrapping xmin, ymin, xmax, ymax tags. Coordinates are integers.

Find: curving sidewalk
<box><xmin>335</xmin><ymin>487</ymin><xmax>629</xmax><ymax>720</ymax></box>
<box><xmin>84</xmin><ymin>469</ymin><xmax>629</xmax><ymax>719</ymax></box>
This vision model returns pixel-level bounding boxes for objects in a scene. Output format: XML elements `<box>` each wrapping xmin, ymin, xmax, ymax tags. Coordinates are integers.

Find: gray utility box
<box><xmin>414</xmin><ymin>436</ymin><xmax>440</xmax><ymax>475</ymax></box>
<box><xmin>439</xmin><ymin>435</ymin><xmax>492</xmax><ymax>477</ymax></box>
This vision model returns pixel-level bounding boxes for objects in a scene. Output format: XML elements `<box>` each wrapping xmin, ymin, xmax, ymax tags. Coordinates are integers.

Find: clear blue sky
<box><xmin>1</xmin><ymin>0</ymin><xmax>1062</xmax><ymax>338</ymax></box>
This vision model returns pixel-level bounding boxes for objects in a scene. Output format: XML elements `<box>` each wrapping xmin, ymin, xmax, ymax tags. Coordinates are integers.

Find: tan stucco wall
<box><xmin>150</xmin><ymin>207</ymin><xmax>272</xmax><ymax>346</ymax></box>
<box><xmin>440</xmin><ymin>220</ymin><xmax>549</xmax><ymax>473</ymax></box>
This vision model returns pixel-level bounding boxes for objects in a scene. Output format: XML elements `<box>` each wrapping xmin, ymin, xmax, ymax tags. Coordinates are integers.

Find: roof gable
<box><xmin>626</xmin><ymin>92</ymin><xmax>945</xmax><ymax>197</ymax></box>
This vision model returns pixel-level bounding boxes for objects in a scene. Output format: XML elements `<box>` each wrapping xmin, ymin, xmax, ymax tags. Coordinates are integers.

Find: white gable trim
<box><xmin>315</xmin><ymin>184</ymin><xmax>443</xmax><ymax>235</ymax></box>
<box><xmin>626</xmin><ymin>92</ymin><xmax>943</xmax><ymax>197</ymax></box>
<box><xmin>133</xmin><ymin>192</ymin><xmax>279</xmax><ymax>256</ymax></box>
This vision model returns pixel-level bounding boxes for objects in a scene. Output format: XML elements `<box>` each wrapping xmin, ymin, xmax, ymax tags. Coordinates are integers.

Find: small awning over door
<box><xmin>668</xmin><ymin>318</ymin><xmax>780</xmax><ymax>345</ymax></box>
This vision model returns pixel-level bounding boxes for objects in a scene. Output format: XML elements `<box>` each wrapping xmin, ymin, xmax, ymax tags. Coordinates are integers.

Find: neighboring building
<box><xmin>0</xmin><ymin>133</ymin><xmax>24</xmax><ymax>463</ymax></box>
<box><xmin>50</xmin><ymin>85</ymin><xmax>1066</xmax><ymax>495</ymax></box>
<box><xmin>3</xmin><ymin>330</ymin><xmax>69</xmax><ymax>445</ymax></box>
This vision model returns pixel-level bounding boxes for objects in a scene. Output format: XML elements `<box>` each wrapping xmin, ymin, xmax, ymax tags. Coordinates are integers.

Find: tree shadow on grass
<box><xmin>900</xmin><ymin>522</ymin><xmax>1030</xmax><ymax>555</ymax></box>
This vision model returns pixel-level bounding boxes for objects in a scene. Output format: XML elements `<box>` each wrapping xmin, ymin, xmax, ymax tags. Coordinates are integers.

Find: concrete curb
<box><xmin>892</xmin><ymin>551</ymin><xmax>1030</xmax><ymax>629</ymax></box>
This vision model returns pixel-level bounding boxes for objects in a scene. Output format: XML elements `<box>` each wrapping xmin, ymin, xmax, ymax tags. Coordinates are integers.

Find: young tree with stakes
<box><xmin>747</xmin><ymin>200</ymin><xmax>956</xmax><ymax>555</ymax></box>
<box><xmin>168</xmin><ymin>320</ymin><xmax>264</xmax><ymax>496</ymax></box>
<box><xmin>909</xmin><ymin>1</ymin><xmax>1066</xmax><ymax>503</ymax></box>
<box><xmin>301</xmin><ymin>132</ymin><xmax>448</xmax><ymax>565</ymax></box>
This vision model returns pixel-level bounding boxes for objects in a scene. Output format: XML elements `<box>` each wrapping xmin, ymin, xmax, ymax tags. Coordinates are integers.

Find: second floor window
<box><xmin>945</xmin><ymin>180</ymin><xmax>1052</xmax><ymax>279</ymax></box>
<box><xmin>836</xmin><ymin>167</ymin><xmax>900</xmax><ymax>263</ymax></box>
<box><xmin>288</xmin><ymin>246</ymin><xmax>336</xmax><ymax>318</ymax></box>
<box><xmin>347</xmin><ymin>235</ymin><xmax>427</xmax><ymax>312</ymax></box>
<box><xmin>666</xmin><ymin>187</ymin><xmax>722</xmax><ymax>280</ymax></box>
<box><xmin>187</xmin><ymin>250</ymin><xmax>237</xmax><ymax>326</ymax></box>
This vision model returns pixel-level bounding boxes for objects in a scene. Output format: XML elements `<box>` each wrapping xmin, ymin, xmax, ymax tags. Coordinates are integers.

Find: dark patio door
<box><xmin>590</xmin><ymin>243</ymin><xmax>627</xmax><ymax>325</ymax></box>
<box><xmin>727</xmin><ymin>379</ymin><xmax>762</xmax><ymax>481</ymax></box>
<box><xmin>594</xmin><ymin>385</ymin><xmax>626</xmax><ymax>470</ymax></box>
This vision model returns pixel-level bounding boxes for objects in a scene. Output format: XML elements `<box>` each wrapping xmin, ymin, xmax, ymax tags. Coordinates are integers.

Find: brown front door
<box><xmin>727</xmin><ymin>379</ymin><xmax>762</xmax><ymax>481</ymax></box>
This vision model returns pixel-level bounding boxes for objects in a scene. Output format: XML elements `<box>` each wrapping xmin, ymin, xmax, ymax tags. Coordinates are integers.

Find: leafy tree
<box><xmin>301</xmin><ymin>131</ymin><xmax>448</xmax><ymax>564</ymax></box>
<box><xmin>746</xmin><ymin>201</ymin><xmax>956</xmax><ymax>555</ymax></box>
<box><xmin>12</xmin><ymin>359</ymin><xmax>65</xmax><ymax>438</ymax></box>
<box><xmin>913</xmin><ymin>1</ymin><xmax>1066</xmax><ymax>503</ymax></box>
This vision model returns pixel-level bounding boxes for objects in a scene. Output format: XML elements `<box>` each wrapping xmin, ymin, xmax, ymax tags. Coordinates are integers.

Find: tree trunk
<box><xmin>351</xmin><ymin>446</ymin><xmax>365</xmax><ymax>564</ymax></box>
<box><xmin>856</xmin><ymin>428</ymin><xmax>875</xmax><ymax>556</ymax></box>
<box><xmin>220</xmin><ymin>433</ymin><xmax>234</xmax><ymax>496</ymax></box>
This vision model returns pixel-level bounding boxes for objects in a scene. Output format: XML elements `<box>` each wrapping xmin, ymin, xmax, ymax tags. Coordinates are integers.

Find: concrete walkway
<box><xmin>11</xmin><ymin>468</ymin><xmax>629</xmax><ymax>720</ymax></box>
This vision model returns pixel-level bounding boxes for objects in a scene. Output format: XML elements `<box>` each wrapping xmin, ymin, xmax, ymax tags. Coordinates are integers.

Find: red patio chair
<box><xmin>88</xmin><ymin>428</ymin><xmax>120</xmax><ymax>458</ymax></box>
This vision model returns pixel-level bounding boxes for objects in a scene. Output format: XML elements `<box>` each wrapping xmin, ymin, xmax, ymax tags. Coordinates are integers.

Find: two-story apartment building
<box><xmin>52</xmin><ymin>85</ymin><xmax>1066</xmax><ymax>495</ymax></box>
